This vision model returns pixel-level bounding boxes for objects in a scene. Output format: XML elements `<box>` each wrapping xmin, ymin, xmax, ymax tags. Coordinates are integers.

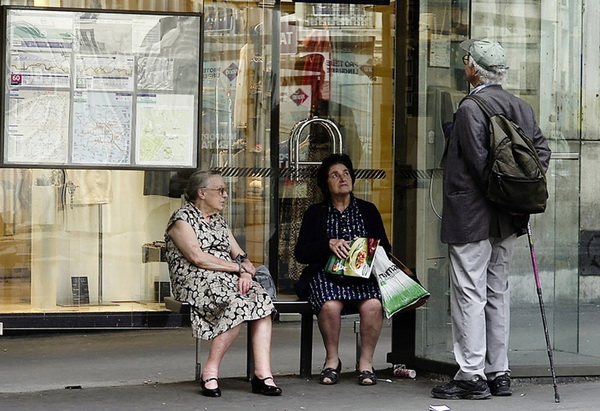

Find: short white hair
<box><xmin>185</xmin><ymin>170</ymin><xmax>221</xmax><ymax>202</ymax></box>
<box><xmin>469</xmin><ymin>56</ymin><xmax>507</xmax><ymax>85</ymax></box>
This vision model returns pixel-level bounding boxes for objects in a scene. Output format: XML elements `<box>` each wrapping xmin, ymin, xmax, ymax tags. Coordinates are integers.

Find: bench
<box><xmin>164</xmin><ymin>296</ymin><xmax>314</xmax><ymax>380</ymax></box>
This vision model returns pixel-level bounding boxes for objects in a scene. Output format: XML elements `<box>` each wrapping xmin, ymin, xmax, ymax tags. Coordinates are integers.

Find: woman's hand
<box><xmin>238</xmin><ymin>271</ymin><xmax>254</xmax><ymax>295</ymax></box>
<box><xmin>329</xmin><ymin>238</ymin><xmax>350</xmax><ymax>259</ymax></box>
<box><xmin>241</xmin><ymin>260</ymin><xmax>257</xmax><ymax>277</ymax></box>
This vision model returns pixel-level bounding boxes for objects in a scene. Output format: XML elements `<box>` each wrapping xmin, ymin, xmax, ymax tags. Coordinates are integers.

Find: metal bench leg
<box><xmin>246</xmin><ymin>323</ymin><xmax>254</xmax><ymax>381</ymax></box>
<box><xmin>299</xmin><ymin>313</ymin><xmax>314</xmax><ymax>379</ymax></box>
<box><xmin>195</xmin><ymin>338</ymin><xmax>202</xmax><ymax>381</ymax></box>
<box><xmin>354</xmin><ymin>320</ymin><xmax>361</xmax><ymax>372</ymax></box>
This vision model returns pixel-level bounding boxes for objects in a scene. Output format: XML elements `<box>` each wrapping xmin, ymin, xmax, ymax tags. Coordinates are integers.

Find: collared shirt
<box><xmin>470</xmin><ymin>83</ymin><xmax>489</xmax><ymax>95</ymax></box>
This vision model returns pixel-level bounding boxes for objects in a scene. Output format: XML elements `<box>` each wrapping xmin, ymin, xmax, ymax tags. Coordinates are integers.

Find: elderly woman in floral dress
<box><xmin>165</xmin><ymin>170</ymin><xmax>281</xmax><ymax>398</ymax></box>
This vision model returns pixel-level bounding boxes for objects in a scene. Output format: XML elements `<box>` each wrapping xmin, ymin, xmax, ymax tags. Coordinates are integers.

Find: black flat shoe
<box><xmin>201</xmin><ymin>377</ymin><xmax>221</xmax><ymax>397</ymax></box>
<box><xmin>319</xmin><ymin>359</ymin><xmax>342</xmax><ymax>385</ymax></box>
<box><xmin>251</xmin><ymin>375</ymin><xmax>283</xmax><ymax>396</ymax></box>
<box><xmin>358</xmin><ymin>369</ymin><xmax>377</xmax><ymax>386</ymax></box>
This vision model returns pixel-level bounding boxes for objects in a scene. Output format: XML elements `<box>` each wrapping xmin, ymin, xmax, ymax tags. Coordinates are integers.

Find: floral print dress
<box><xmin>165</xmin><ymin>202</ymin><xmax>274</xmax><ymax>340</ymax></box>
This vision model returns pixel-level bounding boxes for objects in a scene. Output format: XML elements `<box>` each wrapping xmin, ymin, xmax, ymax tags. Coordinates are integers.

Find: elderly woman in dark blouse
<box><xmin>295</xmin><ymin>154</ymin><xmax>391</xmax><ymax>386</ymax></box>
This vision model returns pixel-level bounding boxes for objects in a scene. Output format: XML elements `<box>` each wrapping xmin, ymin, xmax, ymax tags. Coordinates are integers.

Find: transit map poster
<box><xmin>1</xmin><ymin>7</ymin><xmax>201</xmax><ymax>168</ymax></box>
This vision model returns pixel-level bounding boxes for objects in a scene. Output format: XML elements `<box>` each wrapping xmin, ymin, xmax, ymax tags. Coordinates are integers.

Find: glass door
<box><xmin>276</xmin><ymin>1</ymin><xmax>396</xmax><ymax>295</ymax></box>
<box><xmin>200</xmin><ymin>0</ymin><xmax>396</xmax><ymax>298</ymax></box>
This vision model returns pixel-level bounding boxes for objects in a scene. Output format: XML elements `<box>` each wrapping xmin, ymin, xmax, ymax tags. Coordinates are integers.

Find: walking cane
<box><xmin>526</xmin><ymin>222</ymin><xmax>560</xmax><ymax>403</ymax></box>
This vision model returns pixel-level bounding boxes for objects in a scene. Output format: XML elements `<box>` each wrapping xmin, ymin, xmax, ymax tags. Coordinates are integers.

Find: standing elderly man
<box><xmin>431</xmin><ymin>39</ymin><xmax>551</xmax><ymax>400</ymax></box>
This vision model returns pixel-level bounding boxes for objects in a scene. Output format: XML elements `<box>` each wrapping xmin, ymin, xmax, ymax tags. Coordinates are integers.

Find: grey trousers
<box><xmin>448</xmin><ymin>234</ymin><xmax>517</xmax><ymax>381</ymax></box>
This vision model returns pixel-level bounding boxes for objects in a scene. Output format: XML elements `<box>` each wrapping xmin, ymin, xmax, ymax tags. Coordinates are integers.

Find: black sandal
<box><xmin>319</xmin><ymin>359</ymin><xmax>342</xmax><ymax>385</ymax></box>
<box><xmin>358</xmin><ymin>369</ymin><xmax>377</xmax><ymax>386</ymax></box>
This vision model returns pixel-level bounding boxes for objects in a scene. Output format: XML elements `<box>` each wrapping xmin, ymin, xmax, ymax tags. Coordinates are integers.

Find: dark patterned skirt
<box><xmin>307</xmin><ymin>270</ymin><xmax>381</xmax><ymax>314</ymax></box>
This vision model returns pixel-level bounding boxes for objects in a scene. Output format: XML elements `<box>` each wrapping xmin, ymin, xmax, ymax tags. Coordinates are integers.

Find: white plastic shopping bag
<box><xmin>373</xmin><ymin>246</ymin><xmax>430</xmax><ymax>318</ymax></box>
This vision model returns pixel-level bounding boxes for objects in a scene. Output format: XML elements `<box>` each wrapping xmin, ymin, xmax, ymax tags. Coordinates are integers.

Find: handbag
<box><xmin>254</xmin><ymin>265</ymin><xmax>277</xmax><ymax>301</ymax></box>
<box><xmin>372</xmin><ymin>246</ymin><xmax>430</xmax><ymax>318</ymax></box>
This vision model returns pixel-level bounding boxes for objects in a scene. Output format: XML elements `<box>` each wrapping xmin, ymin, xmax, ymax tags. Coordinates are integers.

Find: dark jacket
<box><xmin>441</xmin><ymin>85</ymin><xmax>551</xmax><ymax>244</ymax></box>
<box><xmin>294</xmin><ymin>197</ymin><xmax>391</xmax><ymax>300</ymax></box>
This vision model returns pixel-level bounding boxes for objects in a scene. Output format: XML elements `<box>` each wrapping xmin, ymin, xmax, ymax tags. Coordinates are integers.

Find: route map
<box><xmin>10</xmin><ymin>50</ymin><xmax>71</xmax><ymax>88</ymax></box>
<box><xmin>72</xmin><ymin>92</ymin><xmax>133</xmax><ymax>165</ymax></box>
<box><xmin>135</xmin><ymin>93</ymin><xmax>194</xmax><ymax>166</ymax></box>
<box><xmin>3</xmin><ymin>9</ymin><xmax>200</xmax><ymax>168</ymax></box>
<box><xmin>75</xmin><ymin>55</ymin><xmax>134</xmax><ymax>91</ymax></box>
<box><xmin>6</xmin><ymin>89</ymin><xmax>70</xmax><ymax>164</ymax></box>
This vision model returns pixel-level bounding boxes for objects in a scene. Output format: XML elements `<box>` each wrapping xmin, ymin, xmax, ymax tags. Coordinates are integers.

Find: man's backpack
<box><xmin>464</xmin><ymin>95</ymin><xmax>548</xmax><ymax>214</ymax></box>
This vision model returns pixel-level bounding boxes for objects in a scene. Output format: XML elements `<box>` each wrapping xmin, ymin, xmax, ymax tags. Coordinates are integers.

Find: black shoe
<box><xmin>488</xmin><ymin>374</ymin><xmax>512</xmax><ymax>396</ymax></box>
<box><xmin>319</xmin><ymin>359</ymin><xmax>342</xmax><ymax>385</ymax></box>
<box><xmin>431</xmin><ymin>379</ymin><xmax>491</xmax><ymax>400</ymax></box>
<box><xmin>251</xmin><ymin>376</ymin><xmax>283</xmax><ymax>396</ymax></box>
<box><xmin>358</xmin><ymin>369</ymin><xmax>377</xmax><ymax>386</ymax></box>
<box><xmin>200</xmin><ymin>377</ymin><xmax>221</xmax><ymax>398</ymax></box>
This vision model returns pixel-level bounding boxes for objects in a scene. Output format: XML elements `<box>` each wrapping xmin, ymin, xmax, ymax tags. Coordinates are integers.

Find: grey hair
<box><xmin>185</xmin><ymin>169</ymin><xmax>222</xmax><ymax>202</ymax></box>
<box><xmin>469</xmin><ymin>56</ymin><xmax>507</xmax><ymax>85</ymax></box>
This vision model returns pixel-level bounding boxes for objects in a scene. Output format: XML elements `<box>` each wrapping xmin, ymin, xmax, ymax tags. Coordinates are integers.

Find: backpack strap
<box><xmin>452</xmin><ymin>95</ymin><xmax>495</xmax><ymax>160</ymax></box>
<box><xmin>463</xmin><ymin>94</ymin><xmax>496</xmax><ymax>119</ymax></box>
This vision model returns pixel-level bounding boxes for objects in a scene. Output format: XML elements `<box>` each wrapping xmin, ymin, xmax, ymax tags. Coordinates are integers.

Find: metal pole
<box><xmin>98</xmin><ymin>204</ymin><xmax>103</xmax><ymax>304</ymax></box>
<box><xmin>526</xmin><ymin>222</ymin><xmax>560</xmax><ymax>403</ymax></box>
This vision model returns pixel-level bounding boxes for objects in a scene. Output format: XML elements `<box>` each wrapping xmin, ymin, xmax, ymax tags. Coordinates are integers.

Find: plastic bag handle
<box><xmin>388</xmin><ymin>253</ymin><xmax>415</xmax><ymax>276</ymax></box>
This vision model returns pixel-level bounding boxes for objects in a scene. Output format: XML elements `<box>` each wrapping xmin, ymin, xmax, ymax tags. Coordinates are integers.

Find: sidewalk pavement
<box><xmin>1</xmin><ymin>318</ymin><xmax>597</xmax><ymax>410</ymax></box>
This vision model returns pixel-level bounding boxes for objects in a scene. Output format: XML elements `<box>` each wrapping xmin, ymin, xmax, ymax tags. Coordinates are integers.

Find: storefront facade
<box><xmin>391</xmin><ymin>0</ymin><xmax>600</xmax><ymax>378</ymax></box>
<box><xmin>0</xmin><ymin>0</ymin><xmax>598</xmax><ymax>377</ymax></box>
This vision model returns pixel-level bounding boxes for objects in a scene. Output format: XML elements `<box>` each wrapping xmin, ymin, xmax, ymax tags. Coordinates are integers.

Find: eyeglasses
<box><xmin>329</xmin><ymin>170</ymin><xmax>351</xmax><ymax>181</ymax></box>
<box><xmin>462</xmin><ymin>54</ymin><xmax>470</xmax><ymax>65</ymax></box>
<box><xmin>202</xmin><ymin>187</ymin><xmax>227</xmax><ymax>196</ymax></box>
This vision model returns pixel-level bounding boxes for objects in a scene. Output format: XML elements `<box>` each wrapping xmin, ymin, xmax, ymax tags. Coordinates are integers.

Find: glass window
<box><xmin>407</xmin><ymin>0</ymin><xmax>600</xmax><ymax>372</ymax></box>
<box><xmin>0</xmin><ymin>0</ymin><xmax>397</xmax><ymax>317</ymax></box>
<box><xmin>200</xmin><ymin>0</ymin><xmax>396</xmax><ymax>296</ymax></box>
<box><xmin>0</xmin><ymin>0</ymin><xmax>201</xmax><ymax>315</ymax></box>
<box><xmin>276</xmin><ymin>1</ymin><xmax>396</xmax><ymax>294</ymax></box>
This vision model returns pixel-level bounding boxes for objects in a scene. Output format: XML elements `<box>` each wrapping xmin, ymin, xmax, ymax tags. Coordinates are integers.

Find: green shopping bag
<box><xmin>373</xmin><ymin>246</ymin><xmax>430</xmax><ymax>318</ymax></box>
